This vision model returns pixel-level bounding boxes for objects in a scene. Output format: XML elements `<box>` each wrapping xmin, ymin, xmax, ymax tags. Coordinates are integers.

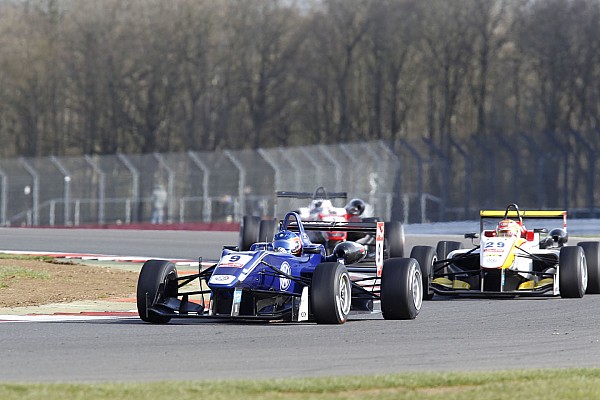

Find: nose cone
<box><xmin>481</xmin><ymin>237</ymin><xmax>516</xmax><ymax>269</ymax></box>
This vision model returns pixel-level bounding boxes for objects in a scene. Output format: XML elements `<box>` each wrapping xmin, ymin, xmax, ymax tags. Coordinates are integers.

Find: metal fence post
<box><xmin>188</xmin><ymin>151</ymin><xmax>211</xmax><ymax>222</ymax></box>
<box><xmin>117</xmin><ymin>154</ymin><xmax>139</xmax><ymax>223</ymax></box>
<box><xmin>450</xmin><ymin>138</ymin><xmax>472</xmax><ymax>218</ymax></box>
<box><xmin>0</xmin><ymin>166</ymin><xmax>7</xmax><ymax>226</ymax></box>
<box><xmin>153</xmin><ymin>153</ymin><xmax>175</xmax><ymax>224</ymax></box>
<box><xmin>257</xmin><ymin>148</ymin><xmax>280</xmax><ymax>216</ymax></box>
<box><xmin>318</xmin><ymin>145</ymin><xmax>343</xmax><ymax>192</ymax></box>
<box><xmin>224</xmin><ymin>150</ymin><xmax>246</xmax><ymax>219</ymax></box>
<box><xmin>569</xmin><ymin>130</ymin><xmax>596</xmax><ymax>217</ymax></box>
<box><xmin>278</xmin><ymin>148</ymin><xmax>303</xmax><ymax>192</ymax></box>
<box><xmin>378</xmin><ymin>140</ymin><xmax>402</xmax><ymax>222</ymax></box>
<box><xmin>84</xmin><ymin>155</ymin><xmax>106</xmax><ymax>225</ymax></box>
<box><xmin>50</xmin><ymin>156</ymin><xmax>72</xmax><ymax>226</ymax></box>
<box><xmin>18</xmin><ymin>157</ymin><xmax>39</xmax><ymax>226</ymax></box>
<box><xmin>398</xmin><ymin>139</ymin><xmax>424</xmax><ymax>223</ymax></box>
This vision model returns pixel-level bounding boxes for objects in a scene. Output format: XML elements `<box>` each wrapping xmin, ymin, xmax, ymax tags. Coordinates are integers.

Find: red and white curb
<box><xmin>0</xmin><ymin>312</ymin><xmax>139</xmax><ymax>323</ymax></box>
<box><xmin>0</xmin><ymin>249</ymin><xmax>208</xmax><ymax>267</ymax></box>
<box><xmin>0</xmin><ymin>249</ymin><xmax>210</xmax><ymax>322</ymax></box>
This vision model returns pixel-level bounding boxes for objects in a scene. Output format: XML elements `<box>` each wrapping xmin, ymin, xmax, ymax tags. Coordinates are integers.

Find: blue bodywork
<box><xmin>145</xmin><ymin>212</ymin><xmax>361</xmax><ymax>321</ymax></box>
<box><xmin>206</xmin><ymin>212</ymin><xmax>326</xmax><ymax>319</ymax></box>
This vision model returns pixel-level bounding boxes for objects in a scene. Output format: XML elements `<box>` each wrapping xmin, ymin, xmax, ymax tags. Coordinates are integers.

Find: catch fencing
<box><xmin>0</xmin><ymin>134</ymin><xmax>598</xmax><ymax>227</ymax></box>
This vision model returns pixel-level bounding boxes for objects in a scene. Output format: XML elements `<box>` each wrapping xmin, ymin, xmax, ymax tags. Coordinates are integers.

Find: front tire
<box><xmin>559</xmin><ymin>246</ymin><xmax>587</xmax><ymax>298</ymax></box>
<box><xmin>380</xmin><ymin>258</ymin><xmax>423</xmax><ymax>320</ymax></box>
<box><xmin>311</xmin><ymin>262</ymin><xmax>352</xmax><ymax>324</ymax></box>
<box><xmin>579</xmin><ymin>241</ymin><xmax>600</xmax><ymax>294</ymax></box>
<box><xmin>410</xmin><ymin>246</ymin><xmax>437</xmax><ymax>300</ymax></box>
<box><xmin>137</xmin><ymin>260</ymin><xmax>178</xmax><ymax>323</ymax></box>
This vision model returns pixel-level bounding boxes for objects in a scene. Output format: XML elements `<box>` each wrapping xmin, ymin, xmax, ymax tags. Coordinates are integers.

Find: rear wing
<box><xmin>275</xmin><ymin>190</ymin><xmax>347</xmax><ymax>200</ymax></box>
<box><xmin>286</xmin><ymin>219</ymin><xmax>385</xmax><ymax>276</ymax></box>
<box><xmin>287</xmin><ymin>220</ymin><xmax>378</xmax><ymax>233</ymax></box>
<box><xmin>274</xmin><ymin>187</ymin><xmax>348</xmax><ymax>219</ymax></box>
<box><xmin>479</xmin><ymin>209</ymin><xmax>567</xmax><ymax>233</ymax></box>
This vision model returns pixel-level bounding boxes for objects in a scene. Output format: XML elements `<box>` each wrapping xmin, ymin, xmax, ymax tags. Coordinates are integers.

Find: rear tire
<box><xmin>579</xmin><ymin>241</ymin><xmax>600</xmax><ymax>294</ymax></box>
<box><xmin>410</xmin><ymin>246</ymin><xmax>437</xmax><ymax>300</ymax></box>
<box><xmin>436</xmin><ymin>240</ymin><xmax>464</xmax><ymax>261</ymax></box>
<box><xmin>258</xmin><ymin>218</ymin><xmax>277</xmax><ymax>243</ymax></box>
<box><xmin>311</xmin><ymin>262</ymin><xmax>352</xmax><ymax>324</ymax></box>
<box><xmin>239</xmin><ymin>215</ymin><xmax>260</xmax><ymax>250</ymax></box>
<box><xmin>380</xmin><ymin>258</ymin><xmax>422</xmax><ymax>320</ymax></box>
<box><xmin>384</xmin><ymin>221</ymin><xmax>405</xmax><ymax>258</ymax></box>
<box><xmin>137</xmin><ymin>260</ymin><xmax>178</xmax><ymax>323</ymax></box>
<box><xmin>559</xmin><ymin>246</ymin><xmax>587</xmax><ymax>298</ymax></box>
<box><xmin>435</xmin><ymin>240</ymin><xmax>463</xmax><ymax>279</ymax></box>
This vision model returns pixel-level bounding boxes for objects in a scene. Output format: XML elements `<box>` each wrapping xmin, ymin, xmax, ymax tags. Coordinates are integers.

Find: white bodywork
<box><xmin>298</xmin><ymin>199</ymin><xmax>346</xmax><ymax>221</ymax></box>
<box><xmin>480</xmin><ymin>236</ymin><xmax>535</xmax><ymax>279</ymax></box>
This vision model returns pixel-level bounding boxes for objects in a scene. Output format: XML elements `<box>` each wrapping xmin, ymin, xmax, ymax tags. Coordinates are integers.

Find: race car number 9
<box><xmin>218</xmin><ymin>254</ymin><xmax>252</xmax><ymax>268</ymax></box>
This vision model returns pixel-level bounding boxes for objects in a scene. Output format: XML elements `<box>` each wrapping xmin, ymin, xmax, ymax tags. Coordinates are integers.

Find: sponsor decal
<box><xmin>376</xmin><ymin>222</ymin><xmax>385</xmax><ymax>241</ymax></box>
<box><xmin>298</xmin><ymin>286</ymin><xmax>309</xmax><ymax>322</ymax></box>
<box><xmin>280</xmin><ymin>262</ymin><xmax>291</xmax><ymax>290</ymax></box>
<box><xmin>218</xmin><ymin>262</ymin><xmax>244</xmax><ymax>267</ymax></box>
<box><xmin>376</xmin><ymin>221</ymin><xmax>384</xmax><ymax>277</ymax></box>
<box><xmin>218</xmin><ymin>254</ymin><xmax>252</xmax><ymax>268</ymax></box>
<box><xmin>231</xmin><ymin>288</ymin><xmax>242</xmax><ymax>316</ymax></box>
<box><xmin>209</xmin><ymin>274</ymin><xmax>235</xmax><ymax>285</ymax></box>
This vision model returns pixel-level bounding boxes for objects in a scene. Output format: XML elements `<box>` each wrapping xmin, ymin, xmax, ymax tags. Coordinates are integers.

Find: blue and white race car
<box><xmin>137</xmin><ymin>211</ymin><xmax>422</xmax><ymax>324</ymax></box>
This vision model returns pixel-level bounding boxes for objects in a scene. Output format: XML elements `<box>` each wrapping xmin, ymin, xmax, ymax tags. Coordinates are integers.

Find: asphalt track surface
<box><xmin>1</xmin><ymin>228</ymin><xmax>600</xmax><ymax>382</ymax></box>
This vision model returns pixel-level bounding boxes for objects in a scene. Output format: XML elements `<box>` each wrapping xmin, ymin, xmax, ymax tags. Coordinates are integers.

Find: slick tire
<box><xmin>311</xmin><ymin>262</ymin><xmax>352</xmax><ymax>324</ymax></box>
<box><xmin>380</xmin><ymin>258</ymin><xmax>423</xmax><ymax>320</ymax></box>
<box><xmin>436</xmin><ymin>240</ymin><xmax>464</xmax><ymax>261</ymax></box>
<box><xmin>435</xmin><ymin>240</ymin><xmax>463</xmax><ymax>279</ymax></box>
<box><xmin>410</xmin><ymin>246</ymin><xmax>437</xmax><ymax>300</ymax></box>
<box><xmin>258</xmin><ymin>218</ymin><xmax>277</xmax><ymax>243</ymax></box>
<box><xmin>137</xmin><ymin>260</ymin><xmax>178</xmax><ymax>324</ymax></box>
<box><xmin>559</xmin><ymin>246</ymin><xmax>587</xmax><ymax>298</ymax></box>
<box><xmin>384</xmin><ymin>221</ymin><xmax>405</xmax><ymax>258</ymax></box>
<box><xmin>579</xmin><ymin>241</ymin><xmax>600</xmax><ymax>294</ymax></box>
<box><xmin>239</xmin><ymin>215</ymin><xmax>260</xmax><ymax>251</ymax></box>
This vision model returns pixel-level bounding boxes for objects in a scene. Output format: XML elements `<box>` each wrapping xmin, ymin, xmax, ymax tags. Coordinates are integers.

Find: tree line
<box><xmin>0</xmin><ymin>0</ymin><xmax>598</xmax><ymax>161</ymax></box>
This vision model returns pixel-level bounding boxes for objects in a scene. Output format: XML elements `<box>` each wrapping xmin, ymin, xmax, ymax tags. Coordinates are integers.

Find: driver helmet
<box><xmin>345</xmin><ymin>198</ymin><xmax>366</xmax><ymax>216</ymax></box>
<box><xmin>496</xmin><ymin>219</ymin><xmax>522</xmax><ymax>237</ymax></box>
<box><xmin>272</xmin><ymin>230</ymin><xmax>302</xmax><ymax>256</ymax></box>
<box><xmin>310</xmin><ymin>199</ymin><xmax>323</xmax><ymax>209</ymax></box>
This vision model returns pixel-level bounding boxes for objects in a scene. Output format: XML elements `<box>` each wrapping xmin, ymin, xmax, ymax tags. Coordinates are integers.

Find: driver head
<box><xmin>272</xmin><ymin>230</ymin><xmax>302</xmax><ymax>256</ymax></box>
<box><xmin>496</xmin><ymin>219</ymin><xmax>521</xmax><ymax>237</ymax></box>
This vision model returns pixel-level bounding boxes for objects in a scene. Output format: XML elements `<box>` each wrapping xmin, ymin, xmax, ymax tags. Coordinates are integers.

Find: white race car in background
<box><xmin>410</xmin><ymin>203</ymin><xmax>600</xmax><ymax>299</ymax></box>
<box><xmin>238</xmin><ymin>187</ymin><xmax>405</xmax><ymax>262</ymax></box>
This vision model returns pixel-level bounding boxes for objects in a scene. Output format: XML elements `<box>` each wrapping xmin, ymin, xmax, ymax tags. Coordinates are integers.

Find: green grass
<box><xmin>0</xmin><ymin>265</ymin><xmax>50</xmax><ymax>288</ymax></box>
<box><xmin>1</xmin><ymin>369</ymin><xmax>600</xmax><ymax>400</ymax></box>
<box><xmin>0</xmin><ymin>253</ymin><xmax>55</xmax><ymax>262</ymax></box>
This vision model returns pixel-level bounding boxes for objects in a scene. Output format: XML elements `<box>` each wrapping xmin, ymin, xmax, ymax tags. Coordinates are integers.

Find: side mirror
<box><xmin>304</xmin><ymin>246</ymin><xmax>322</xmax><ymax>254</ymax></box>
<box><xmin>464</xmin><ymin>233</ymin><xmax>479</xmax><ymax>239</ymax></box>
<box><xmin>549</xmin><ymin>228</ymin><xmax>568</xmax><ymax>246</ymax></box>
<box><xmin>332</xmin><ymin>241</ymin><xmax>367</xmax><ymax>265</ymax></box>
<box><xmin>539</xmin><ymin>236</ymin><xmax>554</xmax><ymax>249</ymax></box>
<box><xmin>534</xmin><ymin>228</ymin><xmax>548</xmax><ymax>234</ymax></box>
